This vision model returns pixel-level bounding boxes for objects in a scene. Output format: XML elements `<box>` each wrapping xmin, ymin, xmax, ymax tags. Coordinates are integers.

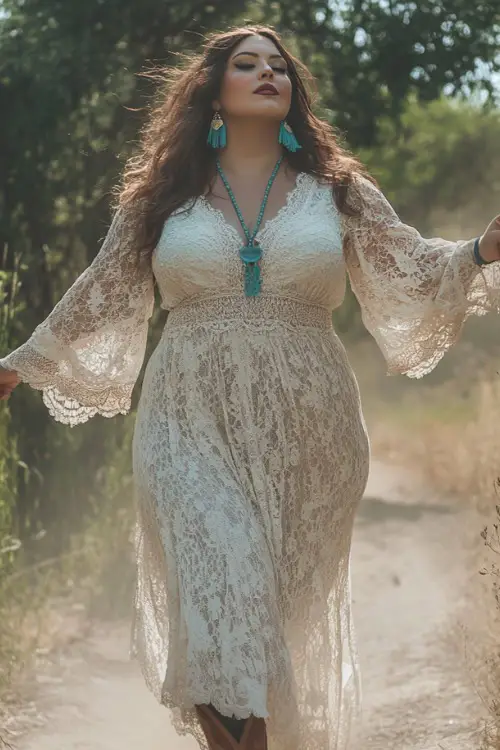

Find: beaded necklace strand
<box><xmin>216</xmin><ymin>156</ymin><xmax>283</xmax><ymax>297</ymax></box>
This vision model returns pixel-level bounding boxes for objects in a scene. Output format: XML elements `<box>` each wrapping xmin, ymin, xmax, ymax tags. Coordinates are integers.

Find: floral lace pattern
<box><xmin>2</xmin><ymin>174</ymin><xmax>499</xmax><ymax>750</ymax></box>
<box><xmin>0</xmin><ymin>208</ymin><xmax>155</xmax><ymax>425</ymax></box>
<box><xmin>343</xmin><ymin>176</ymin><xmax>500</xmax><ymax>377</ymax></box>
<box><xmin>132</xmin><ymin>306</ymin><xmax>368</xmax><ymax>750</ymax></box>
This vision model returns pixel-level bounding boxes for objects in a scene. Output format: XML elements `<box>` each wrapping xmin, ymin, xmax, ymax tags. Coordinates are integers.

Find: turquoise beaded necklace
<box><xmin>216</xmin><ymin>156</ymin><xmax>283</xmax><ymax>297</ymax></box>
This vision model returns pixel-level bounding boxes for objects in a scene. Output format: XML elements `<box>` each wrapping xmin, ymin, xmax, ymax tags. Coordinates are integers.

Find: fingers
<box><xmin>0</xmin><ymin>367</ymin><xmax>20</xmax><ymax>385</ymax></box>
<box><xmin>2</xmin><ymin>376</ymin><xmax>19</xmax><ymax>388</ymax></box>
<box><xmin>0</xmin><ymin>385</ymin><xmax>15</xmax><ymax>400</ymax></box>
<box><xmin>484</xmin><ymin>216</ymin><xmax>500</xmax><ymax>234</ymax></box>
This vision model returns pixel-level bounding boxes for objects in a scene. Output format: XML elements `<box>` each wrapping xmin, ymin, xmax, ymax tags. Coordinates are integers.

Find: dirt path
<box><xmin>3</xmin><ymin>460</ymin><xmax>488</xmax><ymax>750</ymax></box>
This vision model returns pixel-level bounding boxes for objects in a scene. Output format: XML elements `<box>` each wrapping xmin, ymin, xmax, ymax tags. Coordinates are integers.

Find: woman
<box><xmin>1</xmin><ymin>24</ymin><xmax>499</xmax><ymax>750</ymax></box>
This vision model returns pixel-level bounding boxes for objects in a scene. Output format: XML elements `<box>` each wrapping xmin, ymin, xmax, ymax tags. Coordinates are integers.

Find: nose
<box><xmin>258</xmin><ymin>62</ymin><xmax>274</xmax><ymax>80</ymax></box>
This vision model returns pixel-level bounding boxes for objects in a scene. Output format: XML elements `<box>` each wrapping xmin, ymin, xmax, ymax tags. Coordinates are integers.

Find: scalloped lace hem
<box><xmin>5</xmin><ymin>362</ymin><xmax>133</xmax><ymax>425</ymax></box>
<box><xmin>41</xmin><ymin>386</ymin><xmax>131</xmax><ymax>426</ymax></box>
<box><xmin>383</xmin><ymin>304</ymin><xmax>490</xmax><ymax>379</ymax></box>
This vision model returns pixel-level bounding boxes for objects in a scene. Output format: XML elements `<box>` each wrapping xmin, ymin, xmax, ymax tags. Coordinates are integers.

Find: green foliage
<box><xmin>358</xmin><ymin>96</ymin><xmax>500</xmax><ymax>232</ymax></box>
<box><xmin>336</xmin><ymin>97</ymin><xmax>500</xmax><ymax>339</ymax></box>
<box><xmin>0</xmin><ymin>247</ymin><xmax>21</xmax><ymax>578</ymax></box>
<box><xmin>268</xmin><ymin>0</ymin><xmax>500</xmax><ymax>146</ymax></box>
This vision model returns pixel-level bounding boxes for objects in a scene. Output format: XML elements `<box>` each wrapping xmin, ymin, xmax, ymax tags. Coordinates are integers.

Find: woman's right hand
<box><xmin>0</xmin><ymin>367</ymin><xmax>21</xmax><ymax>400</ymax></box>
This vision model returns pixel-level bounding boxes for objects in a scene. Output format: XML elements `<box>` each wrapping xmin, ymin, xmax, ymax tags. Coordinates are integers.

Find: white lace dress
<box><xmin>2</xmin><ymin>174</ymin><xmax>499</xmax><ymax>750</ymax></box>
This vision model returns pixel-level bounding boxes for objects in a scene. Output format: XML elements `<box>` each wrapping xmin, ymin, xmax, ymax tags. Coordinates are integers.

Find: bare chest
<box><xmin>204</xmin><ymin>170</ymin><xmax>300</xmax><ymax>242</ymax></box>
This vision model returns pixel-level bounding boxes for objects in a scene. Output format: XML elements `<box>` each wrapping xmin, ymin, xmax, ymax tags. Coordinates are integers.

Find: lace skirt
<box><xmin>130</xmin><ymin>295</ymin><xmax>370</xmax><ymax>750</ymax></box>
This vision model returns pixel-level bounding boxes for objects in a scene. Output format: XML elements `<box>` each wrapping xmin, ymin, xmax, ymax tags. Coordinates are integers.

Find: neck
<box><xmin>216</xmin><ymin>119</ymin><xmax>284</xmax><ymax>178</ymax></box>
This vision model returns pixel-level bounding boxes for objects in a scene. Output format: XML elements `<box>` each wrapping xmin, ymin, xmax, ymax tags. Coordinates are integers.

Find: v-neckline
<box><xmin>199</xmin><ymin>172</ymin><xmax>310</xmax><ymax>245</ymax></box>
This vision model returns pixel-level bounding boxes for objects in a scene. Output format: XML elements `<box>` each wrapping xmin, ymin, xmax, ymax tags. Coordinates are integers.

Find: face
<box><xmin>215</xmin><ymin>35</ymin><xmax>292</xmax><ymax>122</ymax></box>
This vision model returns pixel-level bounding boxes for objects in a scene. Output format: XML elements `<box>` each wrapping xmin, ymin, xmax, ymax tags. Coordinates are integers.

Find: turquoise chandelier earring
<box><xmin>278</xmin><ymin>120</ymin><xmax>301</xmax><ymax>152</ymax></box>
<box><xmin>207</xmin><ymin>110</ymin><xmax>227</xmax><ymax>149</ymax></box>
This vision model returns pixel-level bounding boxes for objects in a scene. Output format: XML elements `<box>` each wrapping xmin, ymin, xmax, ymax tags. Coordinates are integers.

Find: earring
<box><xmin>207</xmin><ymin>111</ymin><xmax>227</xmax><ymax>149</ymax></box>
<box><xmin>279</xmin><ymin>120</ymin><xmax>301</xmax><ymax>152</ymax></box>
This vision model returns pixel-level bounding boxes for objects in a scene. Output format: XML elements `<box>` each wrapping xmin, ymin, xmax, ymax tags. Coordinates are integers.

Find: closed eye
<box><xmin>234</xmin><ymin>63</ymin><xmax>287</xmax><ymax>74</ymax></box>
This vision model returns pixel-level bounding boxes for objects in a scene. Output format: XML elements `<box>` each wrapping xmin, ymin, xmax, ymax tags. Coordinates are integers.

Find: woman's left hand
<box><xmin>478</xmin><ymin>215</ymin><xmax>500</xmax><ymax>263</ymax></box>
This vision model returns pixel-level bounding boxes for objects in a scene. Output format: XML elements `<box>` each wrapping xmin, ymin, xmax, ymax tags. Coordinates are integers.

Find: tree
<box><xmin>0</xmin><ymin>0</ymin><xmax>249</xmax><ymax>539</ymax></box>
<box><xmin>268</xmin><ymin>0</ymin><xmax>500</xmax><ymax>145</ymax></box>
<box><xmin>358</xmin><ymin>96</ymin><xmax>500</xmax><ymax>232</ymax></box>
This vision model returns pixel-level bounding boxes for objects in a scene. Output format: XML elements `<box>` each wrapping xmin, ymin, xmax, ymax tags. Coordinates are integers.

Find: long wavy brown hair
<box><xmin>118</xmin><ymin>24</ymin><xmax>373</xmax><ymax>264</ymax></box>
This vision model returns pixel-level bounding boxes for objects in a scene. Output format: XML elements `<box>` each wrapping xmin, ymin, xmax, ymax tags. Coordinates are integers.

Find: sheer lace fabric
<box><xmin>344</xmin><ymin>176</ymin><xmax>500</xmax><ymax>377</ymax></box>
<box><xmin>0</xmin><ymin>209</ymin><xmax>155</xmax><ymax>425</ymax></box>
<box><xmin>2</xmin><ymin>173</ymin><xmax>499</xmax><ymax>750</ymax></box>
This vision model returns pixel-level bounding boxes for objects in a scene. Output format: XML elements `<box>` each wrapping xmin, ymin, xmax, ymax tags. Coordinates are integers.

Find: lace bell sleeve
<box><xmin>0</xmin><ymin>208</ymin><xmax>155</xmax><ymax>425</ymax></box>
<box><xmin>342</xmin><ymin>176</ymin><xmax>500</xmax><ymax>378</ymax></box>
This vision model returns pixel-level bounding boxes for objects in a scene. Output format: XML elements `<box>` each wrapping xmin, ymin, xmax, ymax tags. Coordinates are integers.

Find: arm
<box><xmin>0</xmin><ymin>208</ymin><xmax>155</xmax><ymax>425</ymax></box>
<box><xmin>342</xmin><ymin>176</ymin><xmax>500</xmax><ymax>378</ymax></box>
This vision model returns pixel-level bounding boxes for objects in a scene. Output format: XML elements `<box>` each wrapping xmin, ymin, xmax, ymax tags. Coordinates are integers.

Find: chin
<box><xmin>245</xmin><ymin>102</ymin><xmax>288</xmax><ymax>118</ymax></box>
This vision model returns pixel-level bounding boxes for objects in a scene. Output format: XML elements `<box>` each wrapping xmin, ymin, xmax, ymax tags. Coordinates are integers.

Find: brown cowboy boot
<box><xmin>195</xmin><ymin>704</ymin><xmax>268</xmax><ymax>750</ymax></box>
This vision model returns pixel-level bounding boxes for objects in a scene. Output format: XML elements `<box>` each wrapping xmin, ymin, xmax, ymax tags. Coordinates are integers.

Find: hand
<box><xmin>478</xmin><ymin>215</ymin><xmax>500</xmax><ymax>263</ymax></box>
<box><xmin>0</xmin><ymin>367</ymin><xmax>21</xmax><ymax>401</ymax></box>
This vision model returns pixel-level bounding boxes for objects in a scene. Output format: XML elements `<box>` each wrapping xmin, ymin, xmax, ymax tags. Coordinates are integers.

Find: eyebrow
<box><xmin>231</xmin><ymin>51</ymin><xmax>285</xmax><ymax>61</ymax></box>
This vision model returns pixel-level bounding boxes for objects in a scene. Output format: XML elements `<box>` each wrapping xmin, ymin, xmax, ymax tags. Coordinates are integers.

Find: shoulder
<box><xmin>348</xmin><ymin>172</ymin><xmax>382</xmax><ymax>204</ymax></box>
<box><xmin>302</xmin><ymin>171</ymin><xmax>393</xmax><ymax>224</ymax></box>
<box><xmin>345</xmin><ymin>173</ymin><xmax>399</xmax><ymax>224</ymax></box>
<box><xmin>305</xmin><ymin>171</ymin><xmax>376</xmax><ymax>212</ymax></box>
<box><xmin>307</xmin><ymin>171</ymin><xmax>379</xmax><ymax>198</ymax></box>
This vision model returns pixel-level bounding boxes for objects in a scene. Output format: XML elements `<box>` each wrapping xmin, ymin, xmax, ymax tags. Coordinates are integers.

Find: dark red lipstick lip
<box><xmin>254</xmin><ymin>84</ymin><xmax>279</xmax><ymax>95</ymax></box>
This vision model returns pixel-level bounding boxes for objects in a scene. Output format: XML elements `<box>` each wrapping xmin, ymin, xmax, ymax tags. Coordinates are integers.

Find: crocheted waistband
<box><xmin>166</xmin><ymin>294</ymin><xmax>333</xmax><ymax>331</ymax></box>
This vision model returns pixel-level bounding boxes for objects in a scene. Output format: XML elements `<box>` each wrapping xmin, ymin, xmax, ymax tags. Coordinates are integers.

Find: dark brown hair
<box><xmin>118</xmin><ymin>24</ymin><xmax>373</xmax><ymax>264</ymax></box>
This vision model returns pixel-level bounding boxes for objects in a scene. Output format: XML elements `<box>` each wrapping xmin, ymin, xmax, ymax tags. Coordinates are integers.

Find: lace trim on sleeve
<box><xmin>0</xmin><ymin>208</ymin><xmax>154</xmax><ymax>425</ymax></box>
<box><xmin>343</xmin><ymin>176</ymin><xmax>500</xmax><ymax>377</ymax></box>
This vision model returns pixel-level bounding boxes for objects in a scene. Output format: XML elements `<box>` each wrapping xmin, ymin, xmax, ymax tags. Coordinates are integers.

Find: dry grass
<box><xmin>0</xmin><ymin>501</ymin><xmax>135</xmax><ymax>743</ymax></box>
<box><xmin>0</xmin><ymin>577</ymin><xmax>90</xmax><ymax>742</ymax></box>
<box><xmin>351</xmin><ymin>342</ymin><xmax>500</xmax><ymax>749</ymax></box>
<box><xmin>370</xmin><ymin>378</ymin><xmax>500</xmax><ymax>508</ymax></box>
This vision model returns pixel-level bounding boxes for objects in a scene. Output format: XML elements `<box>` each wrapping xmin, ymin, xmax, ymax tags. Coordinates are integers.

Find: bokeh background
<box><xmin>1</xmin><ymin>0</ymin><xmax>500</xmax><ymax>741</ymax></box>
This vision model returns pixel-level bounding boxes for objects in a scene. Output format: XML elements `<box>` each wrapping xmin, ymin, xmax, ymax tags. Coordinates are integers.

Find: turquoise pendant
<box><xmin>239</xmin><ymin>242</ymin><xmax>262</xmax><ymax>265</ymax></box>
<box><xmin>244</xmin><ymin>263</ymin><xmax>262</xmax><ymax>297</ymax></box>
<box><xmin>240</xmin><ymin>242</ymin><xmax>262</xmax><ymax>297</ymax></box>
<box><xmin>216</xmin><ymin>157</ymin><xmax>283</xmax><ymax>298</ymax></box>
